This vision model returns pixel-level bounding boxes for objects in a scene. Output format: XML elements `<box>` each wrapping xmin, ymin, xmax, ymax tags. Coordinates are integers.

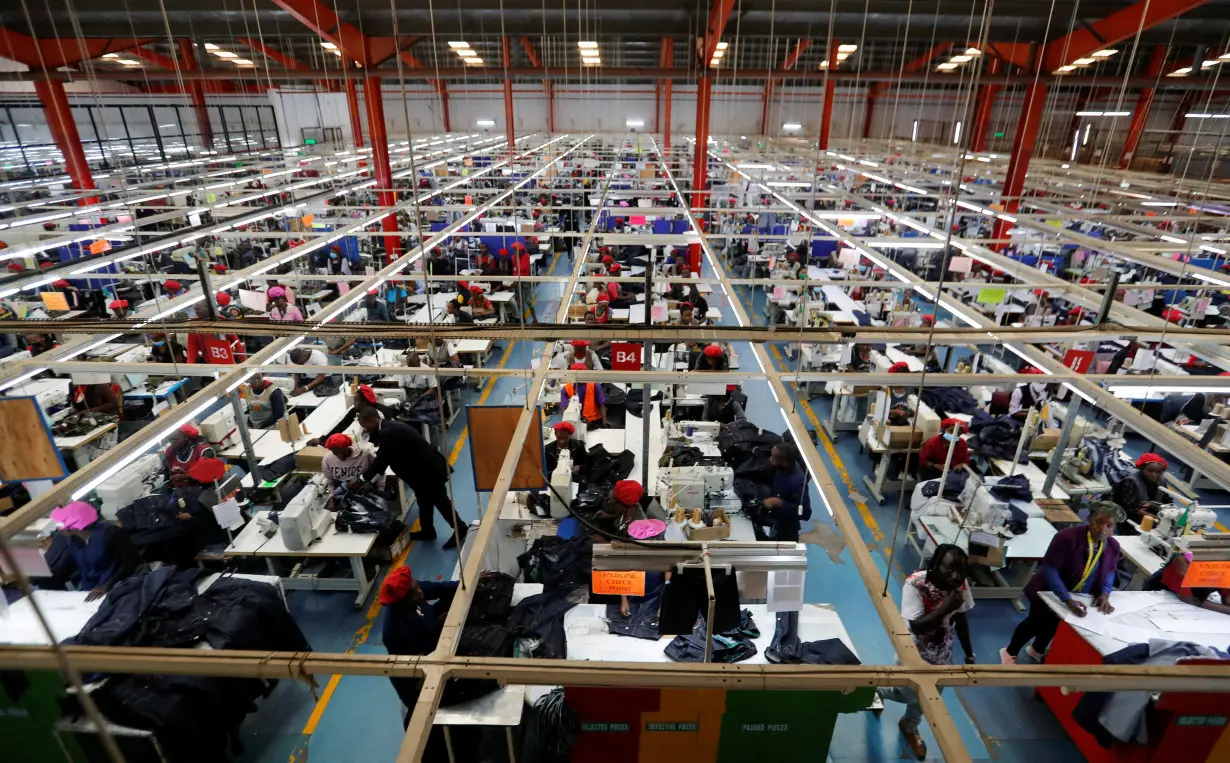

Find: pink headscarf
<box><xmin>51</xmin><ymin>501</ymin><xmax>99</xmax><ymax>531</ymax></box>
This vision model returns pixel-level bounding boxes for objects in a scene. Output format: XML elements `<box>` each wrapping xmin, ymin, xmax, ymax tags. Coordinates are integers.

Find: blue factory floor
<box><xmin>231</xmin><ymin>250</ymin><xmax>1230</xmax><ymax>762</ymax></box>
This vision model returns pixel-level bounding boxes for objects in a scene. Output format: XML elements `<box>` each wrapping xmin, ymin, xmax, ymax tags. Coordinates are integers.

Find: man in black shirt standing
<box><xmin>357</xmin><ymin>408</ymin><xmax>467</xmax><ymax>549</ymax></box>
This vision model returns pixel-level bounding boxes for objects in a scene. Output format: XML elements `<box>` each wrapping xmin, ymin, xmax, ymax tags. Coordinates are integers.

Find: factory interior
<box><xmin>4</xmin><ymin>1</ymin><xmax>1230</xmax><ymax>762</ymax></box>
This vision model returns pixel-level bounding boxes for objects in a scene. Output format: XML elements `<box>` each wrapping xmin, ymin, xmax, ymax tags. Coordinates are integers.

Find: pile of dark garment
<box><xmin>664</xmin><ymin>609</ymin><xmax>760</xmax><ymax>663</ymax></box>
<box><xmin>52</xmin><ymin>411</ymin><xmax>119</xmax><ymax>438</ymax></box>
<box><xmin>967</xmin><ymin>411</ymin><xmax>1026</xmax><ymax>462</ymax></box>
<box><xmin>921</xmin><ymin>469</ymin><xmax>970</xmax><ymax>501</ymax></box>
<box><xmin>989</xmin><ymin>474</ymin><xmax>1032</xmax><ymax>503</ymax></box>
<box><xmin>1080</xmin><ymin>437</ymin><xmax>1135</xmax><ymax>485</ymax></box>
<box><xmin>63</xmin><ymin>566</ymin><xmax>311</xmax><ymax>763</ymax></box>
<box><xmin>765</xmin><ymin>610</ymin><xmax>862</xmax><ymax>665</ymax></box>
<box><xmin>399</xmin><ymin>391</ymin><xmax>443</xmax><ymax>426</ymax></box>
<box><xmin>575</xmin><ymin>443</ymin><xmax>635</xmax><ymax>487</ymax></box>
<box><xmin>718</xmin><ymin>420</ymin><xmax>784</xmax><ymax>504</ymax></box>
<box><xmin>115</xmin><ymin>486</ymin><xmax>223</xmax><ymax>567</ymax></box>
<box><xmin>918</xmin><ymin>387</ymin><xmax>980</xmax><ymax>418</ymax></box>
<box><xmin>332</xmin><ymin>484</ymin><xmax>405</xmax><ymax>543</ymax></box>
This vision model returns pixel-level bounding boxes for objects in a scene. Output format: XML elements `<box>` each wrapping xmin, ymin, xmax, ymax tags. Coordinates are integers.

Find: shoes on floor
<box><xmin>899</xmin><ymin>719</ymin><xmax>927</xmax><ymax>760</ymax></box>
<box><xmin>1025</xmin><ymin>645</ymin><xmax>1046</xmax><ymax>662</ymax></box>
<box><xmin>409</xmin><ymin>528</ymin><xmax>438</xmax><ymax>541</ymax></box>
<box><xmin>442</xmin><ymin>529</ymin><xmax>467</xmax><ymax>550</ymax></box>
<box><xmin>999</xmin><ymin>647</ymin><xmax>1017</xmax><ymax>665</ymax></box>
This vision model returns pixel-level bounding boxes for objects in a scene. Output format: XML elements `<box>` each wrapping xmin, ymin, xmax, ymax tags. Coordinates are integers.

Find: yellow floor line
<box><xmin>293</xmin><ymin>253</ymin><xmax>557</xmax><ymax>751</ymax></box>
<box><xmin>768</xmin><ymin>346</ymin><xmax>888</xmax><ymax>553</ymax></box>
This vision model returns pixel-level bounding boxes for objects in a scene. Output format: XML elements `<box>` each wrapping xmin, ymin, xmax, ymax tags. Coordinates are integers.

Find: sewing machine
<box><xmin>277</xmin><ymin>478</ymin><xmax>333</xmax><ymax>551</ymax></box>
<box><xmin>548</xmin><ymin>449</ymin><xmax>574</xmax><ymax>518</ymax></box>
<box><xmin>659</xmin><ymin>465</ymin><xmax>737</xmax><ymax>511</ymax></box>
<box><xmin>96</xmin><ymin>453</ymin><xmax>164</xmax><ymax>519</ymax></box>
<box><xmin>1140</xmin><ymin>504</ymin><xmax>1219</xmax><ymax>555</ymax></box>
<box><xmin>201</xmin><ymin>406</ymin><xmax>239</xmax><ymax>449</ymax></box>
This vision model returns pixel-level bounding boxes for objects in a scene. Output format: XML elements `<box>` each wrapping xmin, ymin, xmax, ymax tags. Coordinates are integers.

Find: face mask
<box><xmin>152</xmin><ymin>341</ymin><xmax>165</xmax><ymax>347</ymax></box>
<box><xmin>942</xmin><ymin>433</ymin><xmax>955</xmax><ymax>442</ymax></box>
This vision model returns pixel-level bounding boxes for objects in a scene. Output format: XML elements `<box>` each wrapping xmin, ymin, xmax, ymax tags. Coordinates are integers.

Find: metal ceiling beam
<box><xmin>863</xmin><ymin>41</ymin><xmax>954</xmax><ymax>138</ymax></box>
<box><xmin>266</xmin><ymin>0</ymin><xmax>374</xmax><ymax>66</ymax></box>
<box><xmin>700</xmin><ymin>0</ymin><xmax>737</xmax><ymax>66</ymax></box>
<box><xmin>761</xmin><ymin>38</ymin><xmax>809</xmax><ymax>135</ymax></box>
<box><xmin>238</xmin><ymin>37</ymin><xmax>303</xmax><ymax>69</ymax></box>
<box><xmin>128</xmin><ymin>45</ymin><xmax>176</xmax><ymax>70</ymax></box>
<box><xmin>995</xmin><ymin>0</ymin><xmax>1213</xmax><ymax>72</ymax></box>
<box><xmin>0</xmin><ymin>29</ymin><xmax>152</xmax><ymax>69</ymax></box>
<box><xmin>1119</xmin><ymin>45</ymin><xmax>1168</xmax><ymax>168</ymax></box>
<box><xmin>9</xmin><ymin>65</ymin><xmax>1228</xmax><ymax>87</ymax></box>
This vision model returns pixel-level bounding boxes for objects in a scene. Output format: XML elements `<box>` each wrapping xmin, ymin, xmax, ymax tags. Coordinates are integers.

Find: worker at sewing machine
<box><xmin>592</xmin><ymin>479</ymin><xmax>648</xmax><ymax>537</ymax></box>
<box><xmin>565</xmin><ymin>339</ymin><xmax>603</xmax><ymax>370</ymax></box>
<box><xmin>544</xmin><ymin>421</ymin><xmax>586</xmax><ymax>478</ymax></box>
<box><xmin>918</xmin><ymin>419</ymin><xmax>970</xmax><ymax>480</ymax></box>
<box><xmin>561</xmin><ymin>362</ymin><xmax>608</xmax><ymax>430</ymax></box>
<box><xmin>467</xmin><ymin>285</ymin><xmax>496</xmax><ymax>320</ymax></box>
<box><xmin>885</xmin><ymin>362</ymin><xmax>916</xmax><ymax>424</ymax></box>
<box><xmin>1009</xmin><ymin>366</ymin><xmax>1055</xmax><ymax>426</ymax></box>
<box><xmin>1111</xmin><ymin>453</ymin><xmax>1167</xmax><ymax>530</ymax></box>
<box><xmin>322</xmin><ymin>433</ymin><xmax>381</xmax><ymax>494</ymax></box>
<box><xmin>164</xmin><ymin>424</ymin><xmax>217</xmax><ymax>487</ymax></box>
<box><xmin>245</xmin><ymin>373</ymin><xmax>287</xmax><ymax>429</ymax></box>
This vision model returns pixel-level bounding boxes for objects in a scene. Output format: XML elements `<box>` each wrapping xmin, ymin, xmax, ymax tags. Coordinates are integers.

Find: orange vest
<box><xmin>563</xmin><ymin>382</ymin><xmax>601</xmax><ymax>422</ymax></box>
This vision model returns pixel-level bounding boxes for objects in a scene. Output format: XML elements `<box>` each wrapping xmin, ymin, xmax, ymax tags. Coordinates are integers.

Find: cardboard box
<box><xmin>687</xmin><ymin>510</ymin><xmax>732</xmax><ymax>541</ymax></box>
<box><xmin>879</xmin><ymin>422</ymin><xmax>924</xmax><ymax>448</ymax></box>
<box><xmin>295</xmin><ymin>446</ymin><xmax>329</xmax><ymax>472</ymax></box>
<box><xmin>916</xmin><ymin>404</ymin><xmax>941</xmax><ymax>441</ymax></box>
<box><xmin>967</xmin><ymin>531</ymin><xmax>1005</xmax><ymax>567</ymax></box>
<box><xmin>277</xmin><ymin>413</ymin><xmax>303</xmax><ymax>443</ymax></box>
<box><xmin>1032</xmin><ymin>427</ymin><xmax>1061</xmax><ymax>451</ymax></box>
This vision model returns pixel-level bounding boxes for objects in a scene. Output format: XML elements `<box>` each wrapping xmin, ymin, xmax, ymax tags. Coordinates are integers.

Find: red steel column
<box><xmin>990</xmin><ymin>82</ymin><xmax>1048</xmax><ymax>249</ymax></box>
<box><xmin>969</xmin><ymin>57</ymin><xmax>1002</xmax><ymax>152</ymax></box>
<box><xmin>34</xmin><ymin>79</ymin><xmax>96</xmax><ymax>204</ymax></box>
<box><xmin>760</xmin><ymin>78</ymin><xmax>775</xmax><ymax>135</ymax></box>
<box><xmin>862</xmin><ymin>92</ymin><xmax>877</xmax><ymax>139</ymax></box>
<box><xmin>662</xmin><ymin>39</ymin><xmax>674</xmax><ymax>153</ymax></box>
<box><xmin>546</xmin><ymin>81</ymin><xmax>555</xmax><ymax>133</ymax></box>
<box><xmin>177</xmin><ymin>40</ymin><xmax>213</xmax><ymax>151</ymax></box>
<box><xmin>345</xmin><ymin>77</ymin><xmax>364</xmax><ymax>147</ymax></box>
<box><xmin>438</xmin><ymin>84</ymin><xmax>452</xmax><ymax>132</ymax></box>
<box><xmin>687</xmin><ymin>73</ymin><xmax>712</xmax><ymax>274</ymax></box>
<box><xmin>1119</xmin><ymin>45</ymin><xmax>1168</xmax><ymax>169</ymax></box>
<box><xmin>502</xmin><ymin>37</ymin><xmax>515</xmax><ymax>149</ymax></box>
<box><xmin>363</xmin><ymin>75</ymin><xmax>400</xmax><ymax>262</ymax></box>
<box><xmin>818</xmin><ymin>41</ymin><xmax>839</xmax><ymax>150</ymax></box>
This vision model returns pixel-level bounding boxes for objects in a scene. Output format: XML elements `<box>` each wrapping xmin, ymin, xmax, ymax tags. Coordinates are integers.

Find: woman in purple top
<box><xmin>1000</xmin><ymin>502</ymin><xmax>1123</xmax><ymax>664</ymax></box>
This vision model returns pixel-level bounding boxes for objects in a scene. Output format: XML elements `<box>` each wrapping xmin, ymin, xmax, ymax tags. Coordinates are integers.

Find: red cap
<box><xmin>703</xmin><ymin>344</ymin><xmax>723</xmax><ymax>358</ymax></box>
<box><xmin>52</xmin><ymin>279</ymin><xmax>69</xmax><ymax>288</ymax></box>
<box><xmin>921</xmin><ymin>314</ymin><xmax>935</xmax><ymax>325</ymax></box>
<box><xmin>553</xmin><ymin>421</ymin><xmax>575</xmax><ymax>434</ymax></box>
<box><xmin>940</xmin><ymin>418</ymin><xmax>968</xmax><ymax>433</ymax></box>
<box><xmin>1162</xmin><ymin>308</ymin><xmax>1184</xmax><ymax>323</ymax></box>
<box><xmin>325</xmin><ymin>433</ymin><xmax>353</xmax><ymax>450</ymax></box>
<box><xmin>888</xmin><ymin>362</ymin><xmax>910</xmax><ymax>373</ymax></box>
<box><xmin>177</xmin><ymin>424</ymin><xmax>200</xmax><ymax>438</ymax></box>
<box><xmin>609</xmin><ymin>263</ymin><xmax>622</xmax><ymax>273</ymax></box>
<box><xmin>499</xmin><ymin>248</ymin><xmax>508</xmax><ymax>256</ymax></box>
<box><xmin>164</xmin><ymin>280</ymin><xmax>182</xmax><ymax>291</ymax></box>
<box><xmin>108</xmin><ymin>299</ymin><xmax>129</xmax><ymax>310</ymax></box>
<box><xmin>469</xmin><ymin>284</ymin><xmax>484</xmax><ymax>294</ymax></box>
<box><xmin>678</xmin><ymin>301</ymin><xmax>693</xmax><ymax>310</ymax></box>
<box><xmin>5</xmin><ymin>262</ymin><xmax>24</xmax><ymax>272</ymax></box>
<box><xmin>379</xmin><ymin>566</ymin><xmax>415</xmax><ymax>606</ymax></box>
<box><xmin>1020</xmin><ymin>366</ymin><xmax>1045</xmax><ymax>375</ymax></box>
<box><xmin>1135</xmin><ymin>453</ymin><xmax>1167</xmax><ymax>470</ymax></box>
<box><xmin>601</xmin><ymin>255</ymin><xmax>615</xmax><ymax>265</ymax></box>
<box><xmin>357</xmin><ymin>384</ymin><xmax>377</xmax><ymax>404</ymax></box>
<box><xmin>570</xmin><ymin>340</ymin><xmax>590</xmax><ymax>348</ymax></box>
<box><xmin>596</xmin><ymin>293</ymin><xmax>611</xmax><ymax>303</ymax></box>
<box><xmin>213</xmin><ymin>264</ymin><xmax>228</xmax><ymax>274</ymax></box>
<box><xmin>613</xmin><ymin>480</ymin><xmax>644</xmax><ymax>505</ymax></box>
<box><xmin>215</xmin><ymin>292</ymin><xmax>231</xmax><ymax>306</ymax></box>
<box><xmin>570</xmin><ymin>362</ymin><xmax>587</xmax><ymax>370</ymax></box>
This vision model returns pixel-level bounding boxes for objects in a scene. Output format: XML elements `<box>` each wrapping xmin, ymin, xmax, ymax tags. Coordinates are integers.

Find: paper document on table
<box><xmin>211</xmin><ymin>498</ymin><xmax>245</xmax><ymax>531</ymax></box>
<box><xmin>1150</xmin><ymin>614</ymin><xmax>1230</xmax><ymax>634</ymax></box>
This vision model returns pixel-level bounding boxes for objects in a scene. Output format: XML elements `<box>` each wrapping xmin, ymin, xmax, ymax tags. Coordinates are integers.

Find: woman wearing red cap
<box><xmin>163</xmin><ymin>280</ymin><xmax>186</xmax><ymax>299</ymax></box>
<box><xmin>593</xmin><ymin>292</ymin><xmax>612</xmax><ymax>324</ymax></box>
<box><xmin>1111</xmin><ymin>453</ymin><xmax>1168</xmax><ymax>528</ymax></box>
<box><xmin>311</xmin><ymin>384</ymin><xmax>399</xmax><ymax>444</ymax></box>
<box><xmin>467</xmin><ymin>285</ymin><xmax>496</xmax><ymax>320</ymax></box>
<box><xmin>918</xmin><ymin>419</ymin><xmax>970</xmax><ymax>480</ymax></box>
<box><xmin>566</xmin><ymin>339</ymin><xmax>603</xmax><ymax>370</ymax></box>
<box><xmin>561</xmin><ymin>362</ymin><xmax>608</xmax><ymax>429</ymax></box>
<box><xmin>321</xmin><ymin>433</ymin><xmax>379</xmax><ymax>492</ymax></box>
<box><xmin>593</xmin><ymin>479</ymin><xmax>647</xmax><ymax>537</ymax></box>
<box><xmin>107</xmin><ymin>299</ymin><xmax>130</xmax><ymax>320</ymax></box>
<box><xmin>691</xmin><ymin>343</ymin><xmax>729</xmax><ymax>372</ymax></box>
<box><xmin>379</xmin><ymin>565</ymin><xmax>458</xmax><ymax>725</ymax></box>
<box><xmin>164</xmin><ymin>424</ymin><xmax>216</xmax><ymax>487</ymax></box>
<box><xmin>545</xmin><ymin>421</ymin><xmax>586</xmax><ymax>477</ymax></box>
